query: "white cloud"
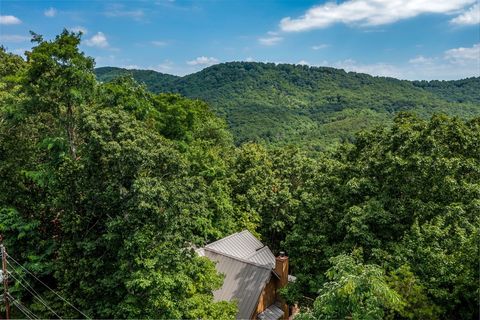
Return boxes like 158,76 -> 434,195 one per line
319,43 -> 480,80
258,36 -> 283,46
151,40 -> 167,46
0,34 -> 30,42
85,32 -> 109,48
151,60 -> 175,73
44,7 -> 57,17
297,60 -> 310,65
444,43 -> 480,64
408,55 -> 435,65
105,4 -> 144,19
186,56 -> 219,66
69,26 -> 88,34
94,54 -> 117,66
245,57 -> 254,62
312,44 -> 330,50
0,15 -> 22,25
450,3 -> 480,25
280,0 -> 476,31
328,59 -> 402,78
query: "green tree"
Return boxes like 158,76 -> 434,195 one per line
285,113 -> 480,319
229,144 -> 316,251
385,265 -> 440,319
1,32 -> 237,319
24,29 -> 96,158
95,62 -> 480,151
296,251 -> 403,320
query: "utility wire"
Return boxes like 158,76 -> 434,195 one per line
7,264 -> 59,317
11,299 -> 35,319
7,267 -> 59,319
6,254 -> 90,319
7,270 -> 62,319
9,294 -> 39,320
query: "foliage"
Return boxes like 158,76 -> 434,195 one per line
296,251 -> 403,320
230,144 -> 316,251
1,32 -> 479,320
0,31 -> 238,319
385,265 -> 441,319
95,63 -> 480,151
285,113 -> 480,319
95,66 -> 179,92
413,77 -> 480,103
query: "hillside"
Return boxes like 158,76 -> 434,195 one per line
95,66 -> 180,92
412,78 -> 480,103
95,63 -> 480,150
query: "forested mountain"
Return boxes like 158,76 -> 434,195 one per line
96,66 -> 180,92
412,78 -> 480,103
96,64 -> 480,150
1,31 -> 479,320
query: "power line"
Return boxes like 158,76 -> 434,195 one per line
11,299 -> 36,319
7,267 -> 60,319
9,294 -> 39,320
6,254 -> 90,319
7,270 -> 61,319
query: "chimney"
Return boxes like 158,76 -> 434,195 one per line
275,251 -> 289,288
275,252 -> 289,319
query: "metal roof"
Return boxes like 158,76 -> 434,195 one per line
246,246 -> 276,269
205,230 -> 276,268
200,230 -> 277,319
204,249 -> 272,320
257,304 -> 284,320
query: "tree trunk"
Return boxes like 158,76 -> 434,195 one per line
66,103 -> 77,159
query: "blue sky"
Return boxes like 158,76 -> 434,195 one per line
1,0 -> 479,80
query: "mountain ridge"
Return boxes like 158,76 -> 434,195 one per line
95,63 -> 479,85
95,62 -> 480,150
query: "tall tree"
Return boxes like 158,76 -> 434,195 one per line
295,251 -> 403,320
285,113 -> 480,318
1,32 -> 237,319
23,30 -> 96,158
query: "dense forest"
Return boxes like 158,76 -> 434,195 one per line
96,65 -> 480,151
1,31 -> 479,320
412,78 -> 480,104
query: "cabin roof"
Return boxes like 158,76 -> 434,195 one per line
257,303 -> 284,320
204,230 -> 276,268
198,230 -> 277,319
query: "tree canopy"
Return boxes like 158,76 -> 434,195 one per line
0,31 -> 238,319
0,32 -> 479,320
96,63 -> 480,151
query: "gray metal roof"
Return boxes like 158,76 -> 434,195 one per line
205,230 -> 276,268
204,249 -> 272,319
200,230 -> 277,319
245,246 -> 276,269
257,304 -> 284,320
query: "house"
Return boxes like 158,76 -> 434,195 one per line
197,230 -> 292,320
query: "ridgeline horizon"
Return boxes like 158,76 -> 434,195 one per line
96,61 -> 480,150
96,61 -> 480,82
